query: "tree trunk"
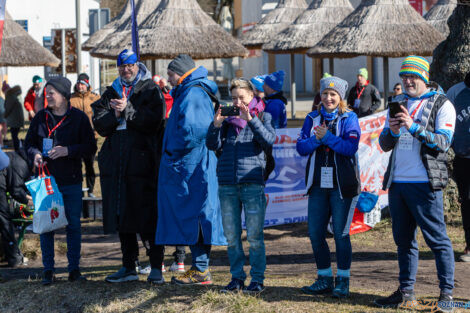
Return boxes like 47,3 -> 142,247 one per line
430,5 -> 470,91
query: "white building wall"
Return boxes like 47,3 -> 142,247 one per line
5,0 -> 99,97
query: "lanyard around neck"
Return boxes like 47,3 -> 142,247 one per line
46,113 -> 67,138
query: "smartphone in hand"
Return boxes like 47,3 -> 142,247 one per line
221,106 -> 240,116
388,101 -> 407,118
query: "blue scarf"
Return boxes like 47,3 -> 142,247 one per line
320,106 -> 339,121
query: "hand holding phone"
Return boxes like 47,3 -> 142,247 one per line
220,106 -> 240,117
388,101 -> 407,118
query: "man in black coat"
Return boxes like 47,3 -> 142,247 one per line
92,49 -> 166,284
0,151 -> 32,267
347,68 -> 382,118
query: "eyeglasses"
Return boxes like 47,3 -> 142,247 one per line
118,64 -> 136,70
394,87 -> 401,90
401,74 -> 419,82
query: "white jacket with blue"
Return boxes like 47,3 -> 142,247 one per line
296,110 -> 361,198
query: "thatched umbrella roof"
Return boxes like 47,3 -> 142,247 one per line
307,0 -> 445,58
82,0 -> 132,51
89,0 -> 161,58
91,0 -> 248,60
424,0 -> 458,36
430,3 -> 470,90
263,0 -> 354,54
240,0 -> 308,49
0,12 -> 60,67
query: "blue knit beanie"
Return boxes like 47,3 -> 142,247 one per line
264,70 -> 285,92
117,49 -> 138,66
320,76 -> 348,100
250,75 -> 267,92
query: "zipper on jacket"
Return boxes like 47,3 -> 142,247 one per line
334,116 -> 345,199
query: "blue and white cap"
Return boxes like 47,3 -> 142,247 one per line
117,49 -> 138,66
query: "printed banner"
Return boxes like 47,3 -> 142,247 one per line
243,111 -> 391,234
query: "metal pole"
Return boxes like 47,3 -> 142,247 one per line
61,29 -> 66,77
329,57 -> 334,75
383,56 -> 389,109
76,0 -> 82,74
290,53 -> 296,119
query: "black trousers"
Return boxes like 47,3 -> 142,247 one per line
0,204 -> 22,266
119,232 -> 164,270
83,155 -> 95,194
173,245 -> 186,263
10,127 -> 20,152
453,156 -> 470,249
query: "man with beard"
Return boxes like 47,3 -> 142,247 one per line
92,49 -> 166,284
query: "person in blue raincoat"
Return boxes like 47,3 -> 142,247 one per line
156,54 -> 226,286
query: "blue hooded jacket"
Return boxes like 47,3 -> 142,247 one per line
156,66 -> 226,246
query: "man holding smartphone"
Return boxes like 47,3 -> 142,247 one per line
375,56 -> 456,312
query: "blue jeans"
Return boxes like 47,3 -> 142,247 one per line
308,187 -> 354,271
389,183 -> 454,294
40,184 -> 82,273
189,229 -> 211,272
219,184 -> 267,283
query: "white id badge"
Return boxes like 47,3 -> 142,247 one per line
320,167 -> 334,188
354,99 -> 361,109
42,138 -> 53,157
398,133 -> 413,151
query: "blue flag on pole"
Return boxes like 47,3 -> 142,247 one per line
130,0 -> 140,59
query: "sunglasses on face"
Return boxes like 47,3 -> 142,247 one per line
394,88 -> 401,90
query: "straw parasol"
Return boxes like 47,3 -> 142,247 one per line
0,12 -> 60,67
424,0 -> 458,36
240,0 -> 308,49
90,0 -> 161,58
307,0 -> 445,102
263,0 -> 353,54
82,0 -> 132,51
91,0 -> 248,60
430,3 -> 470,90
262,0 -> 353,117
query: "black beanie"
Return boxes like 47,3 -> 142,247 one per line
46,76 -> 72,100
168,54 -> 195,76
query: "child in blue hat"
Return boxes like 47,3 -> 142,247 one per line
263,70 -> 287,129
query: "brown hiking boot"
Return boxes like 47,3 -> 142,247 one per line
171,268 -> 212,285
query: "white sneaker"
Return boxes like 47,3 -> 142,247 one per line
169,261 -> 185,272
139,265 -> 151,275
460,249 -> 470,262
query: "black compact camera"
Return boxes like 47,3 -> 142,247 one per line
220,106 -> 240,116
388,101 -> 407,118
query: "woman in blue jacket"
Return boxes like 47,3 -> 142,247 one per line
206,78 -> 275,294
296,76 -> 361,298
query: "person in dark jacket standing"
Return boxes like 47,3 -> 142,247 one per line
446,71 -> 470,263
70,73 -> 100,198
347,68 -> 381,118
92,49 -> 166,285
207,78 -> 275,294
4,85 -> 25,152
297,76 -> 361,299
0,151 -> 32,267
263,70 -> 287,129
25,76 -> 97,285
374,56 -> 456,310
